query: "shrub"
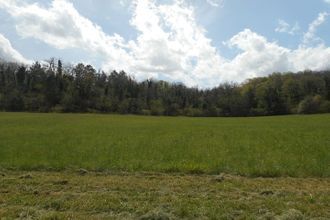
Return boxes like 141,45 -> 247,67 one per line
150,100 -> 164,116
297,95 -> 321,114
141,109 -> 151,115
183,107 -> 203,117
319,100 -> 330,113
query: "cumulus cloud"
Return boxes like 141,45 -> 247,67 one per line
124,0 -> 225,86
224,29 -> 330,79
0,33 -> 31,64
223,29 -> 291,80
0,0 -> 330,87
275,19 -> 300,35
0,0 -> 226,86
290,45 -> 330,71
0,0 -> 132,70
303,12 -> 329,46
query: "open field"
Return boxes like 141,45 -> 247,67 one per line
0,170 -> 329,219
0,113 -> 329,219
0,112 -> 329,177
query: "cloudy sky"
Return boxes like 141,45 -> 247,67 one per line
0,0 -> 330,87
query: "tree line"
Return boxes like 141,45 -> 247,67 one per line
0,59 -> 329,116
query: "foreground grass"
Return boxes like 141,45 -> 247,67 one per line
0,112 -> 329,177
0,170 -> 329,219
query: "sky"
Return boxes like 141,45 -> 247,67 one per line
0,0 -> 330,88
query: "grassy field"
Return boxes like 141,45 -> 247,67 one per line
0,170 -> 329,219
0,112 -> 329,177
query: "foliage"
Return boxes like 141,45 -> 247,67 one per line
297,95 -> 322,114
0,59 -> 329,116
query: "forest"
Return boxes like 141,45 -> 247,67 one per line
0,59 -> 329,116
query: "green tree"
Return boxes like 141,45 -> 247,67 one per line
150,100 -> 164,115
298,95 -> 321,114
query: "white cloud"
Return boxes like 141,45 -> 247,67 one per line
223,29 -> 291,80
0,33 -> 31,64
0,0 -> 225,86
124,0 -> 225,86
224,29 -> 330,79
290,45 -> 330,71
0,0 -> 330,88
0,0 -> 132,70
303,12 -> 329,46
275,19 -> 300,35
324,0 -> 330,4
205,0 -> 224,7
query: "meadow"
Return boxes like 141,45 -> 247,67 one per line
1,171 -> 329,219
0,112 -> 329,177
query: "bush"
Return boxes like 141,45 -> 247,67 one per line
141,109 -> 151,115
150,100 -> 165,116
204,106 -> 220,117
320,100 -> 330,113
51,105 -> 64,113
183,107 -> 203,117
118,100 -> 130,114
5,92 -> 24,111
249,108 -> 267,116
0,93 -> 3,110
297,96 -> 321,114
97,97 -> 112,112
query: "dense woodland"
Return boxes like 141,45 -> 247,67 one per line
0,59 -> 330,116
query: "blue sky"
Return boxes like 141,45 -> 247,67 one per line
0,0 -> 329,87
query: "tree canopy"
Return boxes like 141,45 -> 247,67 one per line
0,59 -> 329,116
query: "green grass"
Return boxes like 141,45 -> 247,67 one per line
0,112 -> 329,177
1,171 -> 329,219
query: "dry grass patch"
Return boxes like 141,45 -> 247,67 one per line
0,171 -> 329,219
